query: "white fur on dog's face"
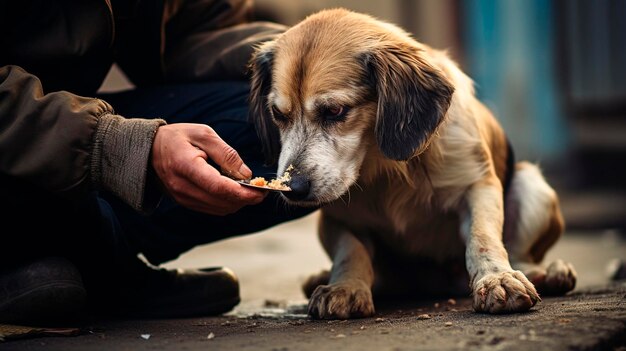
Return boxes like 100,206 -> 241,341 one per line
271,90 -> 374,205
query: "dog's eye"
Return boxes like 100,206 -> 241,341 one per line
271,105 -> 288,122
322,106 -> 350,122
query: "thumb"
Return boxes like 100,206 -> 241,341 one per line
196,127 -> 253,180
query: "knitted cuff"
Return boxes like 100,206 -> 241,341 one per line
91,113 -> 166,213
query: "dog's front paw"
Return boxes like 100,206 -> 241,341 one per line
472,270 -> 540,314
307,280 -> 374,319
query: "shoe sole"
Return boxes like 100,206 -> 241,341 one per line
126,295 -> 241,319
0,281 -> 87,326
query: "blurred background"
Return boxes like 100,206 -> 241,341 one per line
101,0 -> 626,307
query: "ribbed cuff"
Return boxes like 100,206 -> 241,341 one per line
91,113 -> 166,213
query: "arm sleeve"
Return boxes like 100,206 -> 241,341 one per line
0,65 -> 166,213
114,0 -> 286,85
161,0 -> 286,82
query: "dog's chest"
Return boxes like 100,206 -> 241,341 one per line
324,182 -> 466,261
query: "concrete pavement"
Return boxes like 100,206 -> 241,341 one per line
1,211 -> 625,350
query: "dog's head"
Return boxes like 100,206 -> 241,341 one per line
249,8 -> 454,206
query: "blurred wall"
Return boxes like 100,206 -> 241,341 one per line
253,0 -> 462,60
554,0 -> 626,189
461,0 -> 568,164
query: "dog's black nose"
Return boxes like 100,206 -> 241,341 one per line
284,174 -> 310,201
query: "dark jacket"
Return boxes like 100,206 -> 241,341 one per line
0,0 -> 285,212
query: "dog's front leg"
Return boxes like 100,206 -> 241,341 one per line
308,213 -> 375,319
461,177 -> 540,313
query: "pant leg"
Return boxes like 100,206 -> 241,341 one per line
0,173 -> 134,287
98,82 -> 317,265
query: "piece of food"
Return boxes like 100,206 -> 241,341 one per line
250,177 -> 268,187
267,178 -> 291,191
246,165 -> 293,191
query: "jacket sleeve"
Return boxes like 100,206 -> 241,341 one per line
115,0 -> 286,85
0,65 -> 166,213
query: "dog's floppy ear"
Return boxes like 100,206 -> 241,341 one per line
248,41 -> 280,166
362,44 -> 454,161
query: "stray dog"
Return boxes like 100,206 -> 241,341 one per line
248,8 -> 577,318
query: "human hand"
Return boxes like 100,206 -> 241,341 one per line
151,123 -> 267,215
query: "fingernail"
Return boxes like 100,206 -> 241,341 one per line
238,163 -> 252,179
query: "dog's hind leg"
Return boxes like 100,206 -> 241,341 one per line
302,270 -> 330,298
504,161 -> 577,295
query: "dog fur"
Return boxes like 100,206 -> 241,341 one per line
248,8 -> 577,318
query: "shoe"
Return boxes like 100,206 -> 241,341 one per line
0,257 -> 87,326
88,259 -> 240,319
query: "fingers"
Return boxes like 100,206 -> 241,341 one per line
174,180 -> 266,215
192,126 -> 252,180
151,124 -> 267,216
173,157 -> 267,214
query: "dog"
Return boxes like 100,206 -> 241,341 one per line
248,8 -> 577,318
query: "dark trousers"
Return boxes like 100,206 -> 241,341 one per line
100,81 -> 317,265
1,82 -> 316,282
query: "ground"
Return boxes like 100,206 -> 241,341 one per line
1,211 -> 625,350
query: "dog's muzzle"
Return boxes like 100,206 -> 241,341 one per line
283,173 -> 311,201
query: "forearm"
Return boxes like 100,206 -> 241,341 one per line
0,65 -> 165,213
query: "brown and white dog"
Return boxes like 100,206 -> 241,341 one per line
248,8 -> 576,318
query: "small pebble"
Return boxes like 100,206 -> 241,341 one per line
444,322 -> 453,327
417,314 -> 432,320
607,259 -> 626,280
207,332 -> 215,340
264,299 -> 282,308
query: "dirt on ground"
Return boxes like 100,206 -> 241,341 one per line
1,282 -> 625,351
2,213 -> 626,350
